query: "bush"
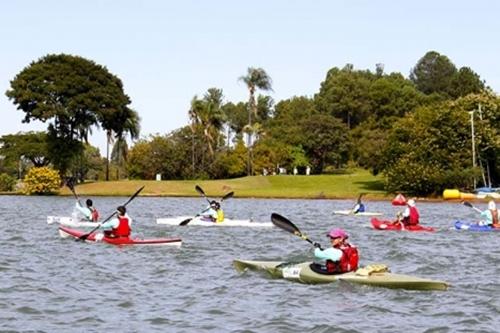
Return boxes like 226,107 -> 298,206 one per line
0,173 -> 16,191
23,167 -> 61,195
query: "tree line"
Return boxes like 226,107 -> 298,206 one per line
2,51 -> 499,195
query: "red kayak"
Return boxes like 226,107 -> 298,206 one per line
370,218 -> 436,232
58,226 -> 182,246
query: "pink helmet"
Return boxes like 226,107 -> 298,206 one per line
327,228 -> 348,239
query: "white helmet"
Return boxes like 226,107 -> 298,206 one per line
488,200 -> 496,210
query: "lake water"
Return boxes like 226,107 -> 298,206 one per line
0,195 -> 499,332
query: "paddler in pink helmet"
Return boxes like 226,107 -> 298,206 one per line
310,228 -> 359,275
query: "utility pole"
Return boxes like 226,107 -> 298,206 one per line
469,110 -> 476,189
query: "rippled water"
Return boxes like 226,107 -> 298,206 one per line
0,195 -> 499,332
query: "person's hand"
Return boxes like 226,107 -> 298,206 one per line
313,242 -> 321,249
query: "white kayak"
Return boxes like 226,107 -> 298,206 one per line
47,216 -> 99,228
156,216 -> 273,227
333,210 -> 383,216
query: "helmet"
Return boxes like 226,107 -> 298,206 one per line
210,200 -> 218,207
117,206 -> 126,215
488,200 -> 496,210
407,199 -> 416,207
327,228 -> 348,239
86,199 -> 93,207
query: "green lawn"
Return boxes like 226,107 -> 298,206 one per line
61,169 -> 388,199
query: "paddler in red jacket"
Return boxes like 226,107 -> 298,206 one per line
401,198 -> 420,226
311,228 -> 359,274
99,206 -> 132,238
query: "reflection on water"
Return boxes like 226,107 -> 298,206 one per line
0,195 -> 499,332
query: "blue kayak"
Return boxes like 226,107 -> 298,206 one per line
454,221 -> 500,232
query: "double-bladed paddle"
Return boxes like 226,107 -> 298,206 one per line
462,201 -> 482,213
179,186 -> 234,226
77,186 -> 145,241
66,179 -> 81,205
270,213 -> 323,250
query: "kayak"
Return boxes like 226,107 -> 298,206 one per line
233,260 -> 448,291
454,221 -> 500,232
156,216 -> 273,227
47,216 -> 99,228
58,226 -> 182,247
333,210 -> 383,216
371,218 -> 436,232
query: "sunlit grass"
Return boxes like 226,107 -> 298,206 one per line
59,169 -> 388,199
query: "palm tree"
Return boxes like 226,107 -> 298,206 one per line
101,107 -> 140,181
189,88 -> 226,157
239,67 -> 272,175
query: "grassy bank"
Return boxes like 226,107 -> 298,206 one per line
59,169 -> 389,199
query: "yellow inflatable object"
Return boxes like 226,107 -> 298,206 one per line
443,189 -> 460,199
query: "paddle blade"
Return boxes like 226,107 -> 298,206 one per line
195,185 -> 206,197
221,191 -> 234,202
271,213 -> 301,235
179,218 -> 192,226
462,201 -> 473,208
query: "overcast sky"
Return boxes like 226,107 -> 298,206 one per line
1,1 -> 499,155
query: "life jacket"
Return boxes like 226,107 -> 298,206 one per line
490,209 -> 499,225
216,209 -> 224,223
403,206 -> 419,226
357,204 -> 365,213
322,244 -> 359,274
105,216 -> 131,238
90,208 -> 100,222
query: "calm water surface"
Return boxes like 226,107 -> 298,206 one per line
0,195 -> 499,332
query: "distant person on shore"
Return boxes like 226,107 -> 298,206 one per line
75,199 -> 100,222
310,228 -> 359,275
480,200 -> 499,227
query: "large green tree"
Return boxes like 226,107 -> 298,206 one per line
6,54 -> 136,177
409,51 -> 457,96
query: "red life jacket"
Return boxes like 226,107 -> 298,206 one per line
325,244 -> 359,273
408,206 -> 419,225
403,206 -> 420,226
490,209 -> 499,224
90,208 -> 100,222
105,216 -> 131,238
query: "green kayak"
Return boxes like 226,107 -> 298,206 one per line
233,260 -> 448,291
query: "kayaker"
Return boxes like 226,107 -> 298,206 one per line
401,198 -> 419,226
351,199 -> 366,214
311,228 -> 359,275
480,200 -> 499,227
200,200 -> 224,223
98,205 -> 132,239
75,199 -> 100,222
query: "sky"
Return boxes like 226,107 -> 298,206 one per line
1,0 -> 499,155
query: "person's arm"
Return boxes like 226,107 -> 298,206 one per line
100,218 -> 119,230
74,202 -> 92,220
314,247 -> 342,262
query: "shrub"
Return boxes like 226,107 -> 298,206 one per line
23,167 -> 61,195
0,173 -> 16,191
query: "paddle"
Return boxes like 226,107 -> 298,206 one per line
77,186 -> 145,241
462,201 -> 482,213
179,189 -> 234,226
66,179 -> 81,205
270,213 -> 322,250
